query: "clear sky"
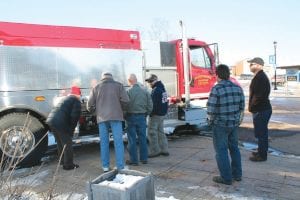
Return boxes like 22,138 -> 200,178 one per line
1,0 -> 299,66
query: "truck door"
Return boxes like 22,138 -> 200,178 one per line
189,45 -> 217,98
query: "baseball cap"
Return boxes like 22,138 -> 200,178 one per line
70,86 -> 81,96
247,57 -> 264,66
145,74 -> 158,82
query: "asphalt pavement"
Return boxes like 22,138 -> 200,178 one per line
7,134 -> 300,200
239,81 -> 300,156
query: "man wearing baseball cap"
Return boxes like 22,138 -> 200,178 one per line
145,74 -> 169,158
145,74 -> 158,83
247,57 -> 272,162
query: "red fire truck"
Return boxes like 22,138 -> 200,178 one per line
0,21 -> 217,167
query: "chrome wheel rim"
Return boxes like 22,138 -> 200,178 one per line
0,126 -> 35,158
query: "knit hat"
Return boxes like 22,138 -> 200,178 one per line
70,86 -> 81,96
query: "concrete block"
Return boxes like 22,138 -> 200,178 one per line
87,169 -> 155,200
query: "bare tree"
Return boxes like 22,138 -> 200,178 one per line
148,18 -> 175,41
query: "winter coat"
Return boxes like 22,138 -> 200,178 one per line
126,84 -> 153,115
150,81 -> 168,116
46,95 -> 81,134
249,70 -> 272,113
87,77 -> 129,123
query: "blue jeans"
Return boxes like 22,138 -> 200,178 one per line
126,114 -> 148,163
252,109 -> 272,158
212,125 -> 242,182
98,121 -> 124,170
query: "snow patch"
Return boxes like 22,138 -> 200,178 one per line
155,196 -> 180,200
10,170 -> 50,187
99,174 -> 144,189
164,127 -> 175,135
201,186 -> 272,200
188,185 -> 200,189
242,142 -> 300,159
55,193 -> 88,200
2,191 -> 87,200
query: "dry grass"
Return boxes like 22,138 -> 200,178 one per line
0,112 -> 87,199
1,145 -> 87,200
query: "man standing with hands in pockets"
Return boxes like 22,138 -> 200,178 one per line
125,73 -> 153,165
207,64 -> 245,185
247,57 -> 272,162
87,72 -> 129,172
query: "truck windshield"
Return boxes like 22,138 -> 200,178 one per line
190,46 -> 211,69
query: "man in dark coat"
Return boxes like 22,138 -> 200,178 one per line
47,86 -> 82,170
248,57 -> 272,162
145,74 -> 169,158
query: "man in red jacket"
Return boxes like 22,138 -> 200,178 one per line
47,86 -> 82,170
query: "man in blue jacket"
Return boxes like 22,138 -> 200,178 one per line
145,74 -> 169,158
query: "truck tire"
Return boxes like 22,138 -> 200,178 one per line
0,113 -> 48,169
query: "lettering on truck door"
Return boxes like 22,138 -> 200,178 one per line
189,46 -> 216,98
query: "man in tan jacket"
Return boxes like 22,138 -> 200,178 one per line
87,72 -> 129,172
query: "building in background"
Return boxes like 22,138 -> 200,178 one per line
232,60 -> 300,83
278,65 -> 300,82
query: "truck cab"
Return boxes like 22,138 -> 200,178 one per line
143,38 -> 217,127
143,39 -> 217,103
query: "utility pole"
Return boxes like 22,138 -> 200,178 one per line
273,41 -> 278,90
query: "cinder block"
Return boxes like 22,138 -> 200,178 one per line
87,169 -> 155,200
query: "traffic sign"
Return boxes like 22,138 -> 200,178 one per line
269,55 -> 275,64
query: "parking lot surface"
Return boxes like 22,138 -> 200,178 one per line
7,134 -> 300,200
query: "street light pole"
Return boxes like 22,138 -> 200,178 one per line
273,41 -> 278,90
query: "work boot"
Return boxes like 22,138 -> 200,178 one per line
212,176 -> 232,185
63,164 -> 79,170
148,153 -> 160,158
233,177 -> 242,182
126,160 -> 139,166
160,152 -> 170,156
252,151 -> 259,156
249,154 -> 267,162
140,160 -> 148,164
